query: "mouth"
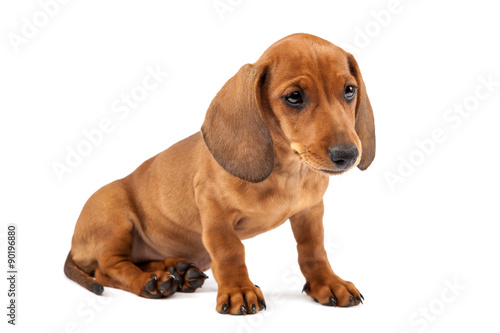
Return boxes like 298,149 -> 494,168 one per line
319,169 -> 346,175
292,144 -> 349,176
301,159 -> 347,176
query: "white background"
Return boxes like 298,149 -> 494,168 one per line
1,0 -> 500,332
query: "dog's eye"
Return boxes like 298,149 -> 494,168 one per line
285,91 -> 303,106
344,85 -> 356,101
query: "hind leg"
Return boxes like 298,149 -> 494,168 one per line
71,182 -> 189,298
94,237 -> 180,299
138,258 -> 208,293
87,215 -> 181,298
92,232 -> 206,298
72,182 -> 207,299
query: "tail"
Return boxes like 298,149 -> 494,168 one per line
64,251 -> 104,295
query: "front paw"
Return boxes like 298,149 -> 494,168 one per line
302,274 -> 363,307
216,284 -> 266,315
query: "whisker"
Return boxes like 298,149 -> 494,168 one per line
274,139 -> 287,150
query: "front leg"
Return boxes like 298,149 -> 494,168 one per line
201,206 -> 266,315
290,200 -> 363,307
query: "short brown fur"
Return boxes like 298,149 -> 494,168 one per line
65,33 -> 375,314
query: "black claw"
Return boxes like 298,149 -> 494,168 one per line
186,269 -> 203,280
176,261 -> 194,273
145,275 -> 157,292
142,275 -> 162,299
255,284 -> 260,289
322,296 -> 337,307
360,293 -> 364,300
159,275 -> 177,295
357,295 -> 363,304
240,305 -> 247,315
169,266 -> 184,288
340,300 -> 357,308
302,282 -> 310,293
219,303 -> 228,314
252,304 -> 256,314
260,300 -> 267,311
201,272 -> 209,279
313,297 -> 319,303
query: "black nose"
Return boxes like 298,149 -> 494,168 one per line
328,145 -> 359,170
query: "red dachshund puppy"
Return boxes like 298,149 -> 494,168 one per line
64,33 -> 375,315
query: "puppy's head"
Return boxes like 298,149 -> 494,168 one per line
202,33 -> 375,182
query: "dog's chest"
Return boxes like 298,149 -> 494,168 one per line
234,172 -> 328,239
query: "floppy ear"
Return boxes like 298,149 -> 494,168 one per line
201,64 -> 273,183
347,54 -> 376,170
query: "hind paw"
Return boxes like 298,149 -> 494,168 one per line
141,273 -> 178,299
164,259 -> 208,293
